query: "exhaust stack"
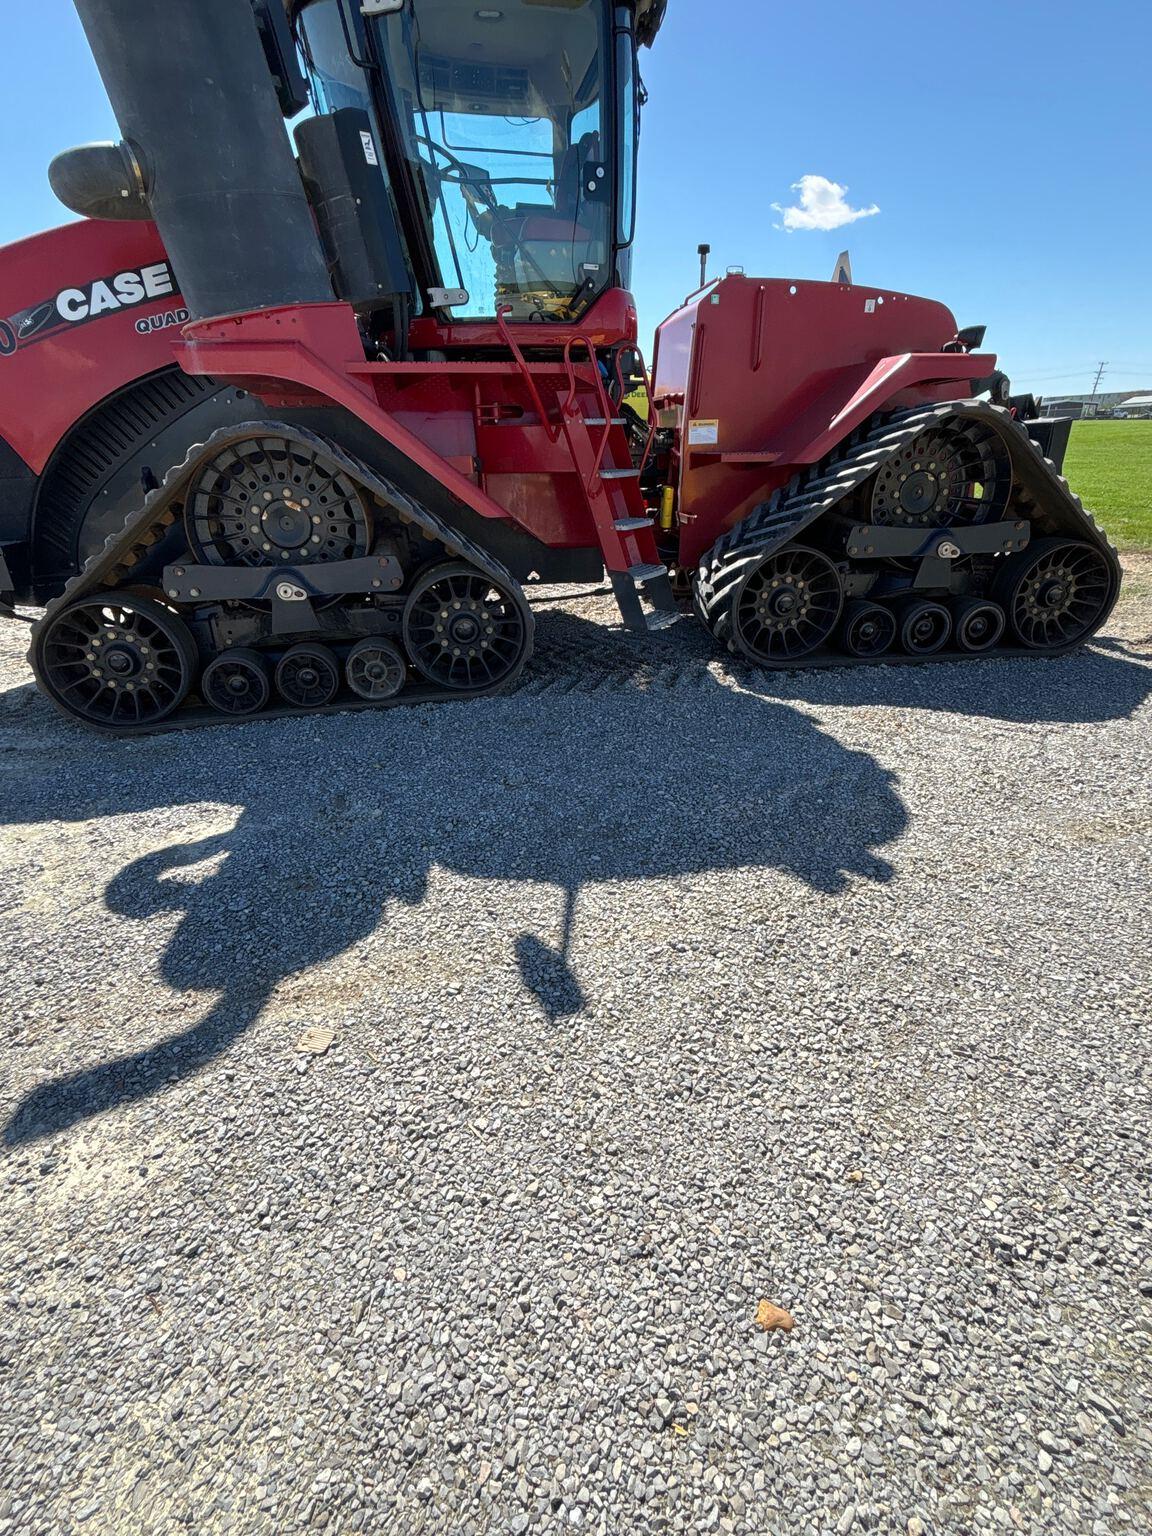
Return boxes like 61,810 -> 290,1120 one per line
62,0 -> 332,321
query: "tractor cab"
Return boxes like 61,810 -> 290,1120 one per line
294,0 -> 652,326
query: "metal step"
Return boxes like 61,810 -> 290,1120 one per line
585,416 -> 628,427
613,517 -> 653,532
601,467 -> 641,480
645,609 -> 688,633
629,563 -> 668,584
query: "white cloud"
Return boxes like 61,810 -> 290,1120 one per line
772,175 -> 880,233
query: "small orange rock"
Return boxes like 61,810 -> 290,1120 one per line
755,1300 -> 795,1332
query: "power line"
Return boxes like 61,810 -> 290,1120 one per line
1016,366 -> 1152,381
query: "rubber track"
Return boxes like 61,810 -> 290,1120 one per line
692,400 -> 1122,659
28,422 -> 534,731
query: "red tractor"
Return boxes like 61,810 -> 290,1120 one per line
0,0 -> 1120,730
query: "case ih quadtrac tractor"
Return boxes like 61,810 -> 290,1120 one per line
0,0 -> 1121,731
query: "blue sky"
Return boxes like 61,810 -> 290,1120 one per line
4,0 -> 1150,398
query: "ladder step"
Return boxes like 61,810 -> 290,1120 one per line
601,467 -> 641,480
585,416 -> 628,427
613,517 -> 653,532
646,609 -> 688,633
629,563 -> 668,584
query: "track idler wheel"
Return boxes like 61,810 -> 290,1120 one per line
403,562 -> 531,691
995,539 -> 1116,651
840,601 -> 897,660
345,638 -> 407,701
952,598 -> 1006,654
32,592 -> 197,730
274,643 -> 340,708
201,648 -> 271,716
897,599 -> 952,655
729,544 -> 843,664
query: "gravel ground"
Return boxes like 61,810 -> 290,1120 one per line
2,568 -> 1151,1536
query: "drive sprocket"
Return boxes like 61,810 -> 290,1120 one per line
869,419 -> 1011,529
185,434 -> 370,569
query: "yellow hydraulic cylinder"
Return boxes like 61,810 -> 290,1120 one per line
659,484 -> 676,532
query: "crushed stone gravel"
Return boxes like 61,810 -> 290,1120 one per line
1,575 -> 1150,1536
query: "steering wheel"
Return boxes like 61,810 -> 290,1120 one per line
412,136 -> 499,213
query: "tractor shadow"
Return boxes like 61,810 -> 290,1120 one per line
2,603 -> 1149,1147
760,638 -> 1152,725
525,595 -> 1152,727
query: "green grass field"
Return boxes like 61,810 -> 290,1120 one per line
1063,419 -> 1152,551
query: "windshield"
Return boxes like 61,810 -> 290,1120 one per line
373,0 -> 614,322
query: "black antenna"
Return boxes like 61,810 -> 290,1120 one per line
698,243 -> 711,288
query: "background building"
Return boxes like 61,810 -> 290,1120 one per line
1038,389 -> 1152,419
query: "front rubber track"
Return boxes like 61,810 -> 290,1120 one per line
27,422 -> 534,734
692,400 -> 1122,671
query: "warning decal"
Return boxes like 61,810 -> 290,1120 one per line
687,419 -> 720,447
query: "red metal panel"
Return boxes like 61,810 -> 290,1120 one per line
177,303 -> 602,550
166,275 -> 994,577
0,220 -> 189,472
407,288 -> 638,352
654,274 -> 998,565
650,292 -> 701,402
771,351 -> 994,467
178,304 -> 502,519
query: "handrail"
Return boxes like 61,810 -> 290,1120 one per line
495,305 -> 560,442
563,336 -> 617,496
560,335 -> 588,418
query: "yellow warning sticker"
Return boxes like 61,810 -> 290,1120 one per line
688,419 -> 719,447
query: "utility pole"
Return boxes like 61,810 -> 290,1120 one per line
1087,361 -> 1108,418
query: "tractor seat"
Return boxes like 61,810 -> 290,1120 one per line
554,131 -> 601,218
488,133 -> 603,247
